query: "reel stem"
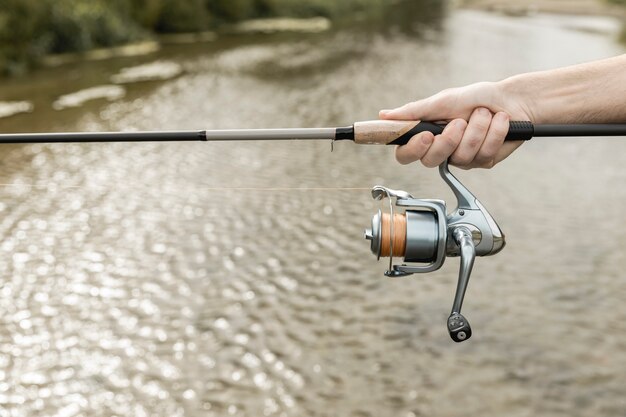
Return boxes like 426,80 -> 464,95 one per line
450,227 -> 475,315
447,226 -> 475,343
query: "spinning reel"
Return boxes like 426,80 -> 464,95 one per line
364,161 -> 505,342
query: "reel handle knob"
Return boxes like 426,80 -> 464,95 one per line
448,313 -> 472,342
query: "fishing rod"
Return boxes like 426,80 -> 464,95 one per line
1,120 -> 626,144
3,119 -> 626,343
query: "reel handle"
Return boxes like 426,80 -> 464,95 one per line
447,226 -> 476,343
353,120 -> 534,145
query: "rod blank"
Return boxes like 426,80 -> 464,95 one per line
0,130 -> 207,144
204,128 -> 336,141
0,128 -> 338,144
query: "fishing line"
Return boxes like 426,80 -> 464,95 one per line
0,183 -> 372,192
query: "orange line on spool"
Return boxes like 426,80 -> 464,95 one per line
380,213 -> 406,258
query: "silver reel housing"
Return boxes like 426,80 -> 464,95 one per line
364,161 -> 505,342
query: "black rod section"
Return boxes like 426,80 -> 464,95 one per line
505,122 -> 626,141
533,124 -> 626,137
0,130 -> 207,144
335,126 -> 354,140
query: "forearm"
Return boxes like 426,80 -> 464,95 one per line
500,54 -> 626,124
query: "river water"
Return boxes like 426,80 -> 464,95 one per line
1,5 -> 626,417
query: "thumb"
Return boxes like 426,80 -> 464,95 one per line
379,99 -> 430,121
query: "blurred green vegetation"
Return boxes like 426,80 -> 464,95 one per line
607,0 -> 626,42
0,0 -> 425,76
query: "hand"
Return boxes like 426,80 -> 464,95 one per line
379,81 -> 534,169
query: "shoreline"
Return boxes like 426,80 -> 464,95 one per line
38,17 -> 332,69
6,3 -> 625,74
456,0 -> 626,17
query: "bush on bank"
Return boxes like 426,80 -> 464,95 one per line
0,0 -> 398,76
606,0 -> 626,41
0,0 -> 143,75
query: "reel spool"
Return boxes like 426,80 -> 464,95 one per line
364,161 -> 505,342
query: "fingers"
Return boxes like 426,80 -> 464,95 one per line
493,141 -> 523,165
420,119 -> 468,168
393,109 -> 517,169
395,120 -> 468,166
395,131 -> 435,165
475,140 -> 523,168
449,108 -> 492,167
461,112 -> 513,169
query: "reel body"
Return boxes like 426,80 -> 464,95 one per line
364,161 -> 505,342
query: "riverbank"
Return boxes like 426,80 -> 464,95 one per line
0,0 -> 400,77
1,0 -> 623,76
457,0 -> 626,17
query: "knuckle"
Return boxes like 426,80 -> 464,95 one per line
421,156 -> 438,168
476,159 -> 495,169
465,134 -> 484,149
476,144 -> 498,161
474,153 -> 494,166
474,107 -> 490,117
456,161 -> 476,170
483,161 -> 496,169
443,136 -> 457,149
409,151 -> 424,162
450,153 -> 473,167
439,133 -> 459,149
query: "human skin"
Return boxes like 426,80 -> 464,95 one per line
379,54 -> 626,169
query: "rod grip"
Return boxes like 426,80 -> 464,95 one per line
353,120 -> 534,145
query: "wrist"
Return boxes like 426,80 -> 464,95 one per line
496,72 -> 577,124
498,56 -> 626,124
